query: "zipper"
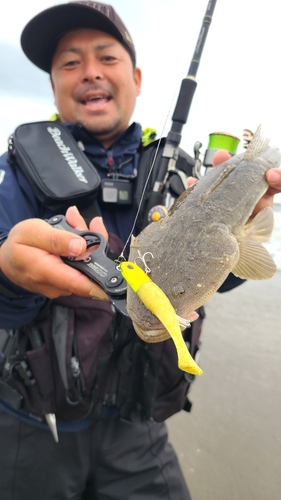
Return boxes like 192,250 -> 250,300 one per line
65,322 -> 86,406
71,324 -> 86,395
101,316 -> 121,407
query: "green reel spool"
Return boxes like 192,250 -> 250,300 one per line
203,132 -> 240,167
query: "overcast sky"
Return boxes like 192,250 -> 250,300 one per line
1,0 -> 281,163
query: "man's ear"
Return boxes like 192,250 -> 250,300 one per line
134,67 -> 142,96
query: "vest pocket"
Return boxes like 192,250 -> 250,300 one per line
25,343 -> 56,415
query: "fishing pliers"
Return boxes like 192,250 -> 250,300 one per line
47,215 -> 128,316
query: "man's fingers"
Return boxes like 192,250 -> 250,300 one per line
65,206 -> 109,240
213,149 -> 231,167
265,168 -> 281,191
65,205 -> 108,240
89,216 -> 108,240
89,285 -> 109,301
10,218 -> 86,257
1,239 -> 108,299
186,149 -> 232,188
0,216 -> 110,300
187,177 -> 197,187
65,205 -> 89,230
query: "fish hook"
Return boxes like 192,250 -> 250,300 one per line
134,250 -> 154,274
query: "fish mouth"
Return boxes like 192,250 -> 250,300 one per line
132,321 -> 171,343
127,305 -> 170,342
130,310 -> 199,343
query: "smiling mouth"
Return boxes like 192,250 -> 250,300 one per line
81,95 -> 111,107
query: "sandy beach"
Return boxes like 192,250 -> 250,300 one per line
167,270 -> 281,500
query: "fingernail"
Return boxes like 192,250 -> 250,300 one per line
68,205 -> 79,214
268,171 -> 280,185
89,288 -> 109,301
68,238 -> 84,256
187,177 -> 196,187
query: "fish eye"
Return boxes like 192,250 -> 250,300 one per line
127,264 -> 134,269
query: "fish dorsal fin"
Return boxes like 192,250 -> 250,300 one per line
243,206 -> 274,242
243,124 -> 270,161
232,236 -> 276,280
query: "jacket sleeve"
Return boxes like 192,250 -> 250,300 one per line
217,273 -> 246,293
0,153 -> 47,328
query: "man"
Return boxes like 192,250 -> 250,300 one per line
0,2 -> 280,499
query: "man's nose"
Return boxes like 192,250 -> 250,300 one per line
82,60 -> 102,82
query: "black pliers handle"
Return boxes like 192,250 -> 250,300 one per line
47,215 -> 128,316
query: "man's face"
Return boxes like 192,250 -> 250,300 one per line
51,28 -> 142,148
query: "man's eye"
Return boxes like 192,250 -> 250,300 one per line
102,56 -> 117,62
64,60 -> 79,67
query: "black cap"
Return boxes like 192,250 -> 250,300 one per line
21,1 -> 136,73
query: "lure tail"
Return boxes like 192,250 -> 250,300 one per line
120,262 -> 203,376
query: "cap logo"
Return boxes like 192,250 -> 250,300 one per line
123,31 -> 133,46
91,2 -> 111,17
73,1 -> 111,17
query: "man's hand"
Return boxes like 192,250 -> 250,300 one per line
0,206 -> 109,300
187,149 -> 281,217
186,149 -> 231,187
257,168 -> 281,217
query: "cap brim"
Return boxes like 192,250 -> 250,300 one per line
21,3 -> 127,72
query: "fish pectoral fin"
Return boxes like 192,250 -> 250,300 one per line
232,236 -> 276,280
243,206 -> 274,242
233,207 -> 276,279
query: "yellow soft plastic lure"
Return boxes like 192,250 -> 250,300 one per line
120,261 -> 202,375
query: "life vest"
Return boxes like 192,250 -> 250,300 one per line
0,133 -> 204,422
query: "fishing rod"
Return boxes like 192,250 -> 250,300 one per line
144,0 -> 217,217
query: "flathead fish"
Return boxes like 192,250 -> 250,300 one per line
127,125 -> 280,342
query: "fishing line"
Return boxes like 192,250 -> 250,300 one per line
118,78 -> 182,261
